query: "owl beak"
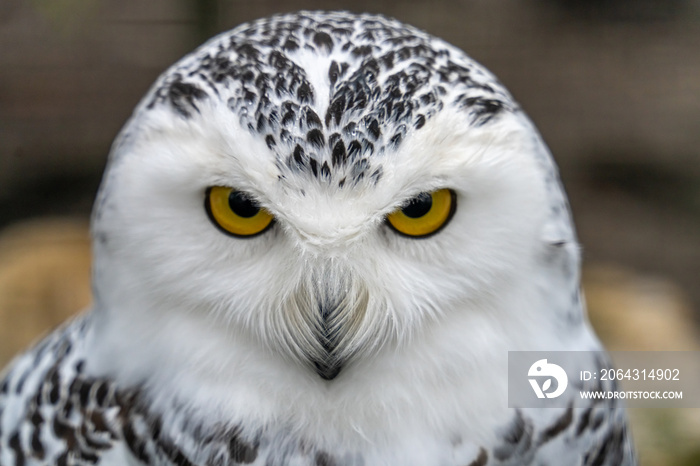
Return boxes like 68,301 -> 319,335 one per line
296,266 -> 369,381
310,291 -> 346,380
280,258 -> 371,381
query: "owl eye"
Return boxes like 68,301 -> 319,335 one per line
205,187 -> 274,237
386,189 -> 456,238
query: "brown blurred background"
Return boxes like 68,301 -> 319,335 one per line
1,1 -> 699,465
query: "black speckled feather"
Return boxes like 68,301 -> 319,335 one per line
145,11 -> 515,188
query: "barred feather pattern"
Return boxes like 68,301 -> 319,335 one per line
0,317 -> 262,466
0,317 -> 634,465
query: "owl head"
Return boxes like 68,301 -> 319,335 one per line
91,11 -> 577,381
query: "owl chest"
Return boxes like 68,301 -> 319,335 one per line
114,414 -> 499,466
124,362 -> 511,466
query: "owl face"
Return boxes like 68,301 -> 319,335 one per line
93,12 -> 553,380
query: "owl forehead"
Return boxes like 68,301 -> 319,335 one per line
145,11 -> 516,189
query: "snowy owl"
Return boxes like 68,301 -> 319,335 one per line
0,11 -> 635,466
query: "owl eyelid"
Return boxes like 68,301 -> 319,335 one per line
399,191 -> 432,209
392,188 -> 452,211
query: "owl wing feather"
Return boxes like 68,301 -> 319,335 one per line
0,317 -> 263,466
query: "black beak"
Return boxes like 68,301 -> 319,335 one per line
311,301 -> 343,380
313,359 -> 342,380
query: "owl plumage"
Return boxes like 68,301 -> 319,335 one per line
0,11 -> 635,465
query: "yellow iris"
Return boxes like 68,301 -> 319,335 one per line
206,187 -> 274,237
387,188 -> 456,238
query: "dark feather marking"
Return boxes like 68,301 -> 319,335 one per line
332,140 -> 347,167
538,402 -> 573,445
592,411 -> 605,431
88,409 -> 118,439
56,452 -> 69,466
160,438 -> 196,466
466,447 -> 488,466
15,369 -> 30,394
283,38 -> 299,51
30,410 -> 42,428
457,96 -> 506,126
307,128 -> 325,148
370,167 -> 383,184
9,431 -> 25,466
165,79 -> 208,118
493,409 -> 533,461
30,425 -> 45,459
367,118 -> 381,139
77,447 -> 99,463
228,428 -> 258,463
305,108 -> 323,128
313,32 -> 334,52
94,381 -> 109,407
48,369 -> 61,404
293,144 -> 306,168
352,45 -> 373,57
326,95 -> 346,127
79,381 -> 91,406
61,398 -> 74,418
321,161 -> 331,178
121,418 -> 149,463
347,140 -> 362,158
315,451 -> 337,466
328,61 -> 341,88
297,82 -> 314,103
584,424 -> 627,466
80,421 -> 112,450
576,407 -> 593,436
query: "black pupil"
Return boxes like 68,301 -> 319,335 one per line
228,191 -> 260,218
402,192 -> 433,218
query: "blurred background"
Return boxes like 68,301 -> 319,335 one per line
0,0 -> 699,464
